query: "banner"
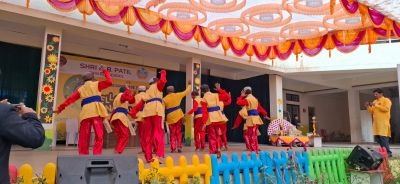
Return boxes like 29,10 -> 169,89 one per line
55,54 -> 156,141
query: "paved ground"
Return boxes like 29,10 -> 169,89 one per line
9,142 -> 400,174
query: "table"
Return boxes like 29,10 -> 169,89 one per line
270,135 -> 309,146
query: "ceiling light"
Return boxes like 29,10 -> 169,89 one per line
211,0 -> 226,5
259,14 -> 274,22
305,0 -> 323,8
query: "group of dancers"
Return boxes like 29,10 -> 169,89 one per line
54,68 -> 270,163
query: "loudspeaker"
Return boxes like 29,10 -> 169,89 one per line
346,145 -> 383,171
56,155 -> 138,184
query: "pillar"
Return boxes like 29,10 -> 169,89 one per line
269,75 -> 284,119
184,57 -> 201,146
397,64 -> 400,104
36,27 -> 62,150
348,88 -> 363,143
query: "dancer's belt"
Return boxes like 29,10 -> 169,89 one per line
81,96 -> 101,107
114,107 -> 128,115
194,108 -> 202,115
247,109 -> 258,116
146,98 -> 162,103
207,106 -> 220,112
166,106 -> 180,115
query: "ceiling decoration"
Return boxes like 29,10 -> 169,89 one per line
94,0 -> 139,6
42,0 -> 400,62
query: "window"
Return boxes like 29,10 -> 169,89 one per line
286,93 -> 300,102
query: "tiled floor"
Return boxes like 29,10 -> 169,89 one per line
9,142 -> 400,174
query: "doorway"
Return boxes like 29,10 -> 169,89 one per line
308,107 -> 315,132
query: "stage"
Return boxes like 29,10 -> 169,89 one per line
9,143 -> 400,174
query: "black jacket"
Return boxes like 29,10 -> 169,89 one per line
0,104 -> 45,184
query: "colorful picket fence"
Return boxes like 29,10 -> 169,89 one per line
138,154 -> 212,184
307,149 -> 351,184
210,150 -> 309,184
14,163 -> 56,184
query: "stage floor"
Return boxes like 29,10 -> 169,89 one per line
9,143 -> 400,174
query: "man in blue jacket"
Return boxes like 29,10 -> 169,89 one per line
0,101 -> 45,184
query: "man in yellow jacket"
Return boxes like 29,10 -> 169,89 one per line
366,88 -> 392,157
163,81 -> 191,153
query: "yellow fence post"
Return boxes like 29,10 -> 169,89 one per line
18,164 -> 33,184
42,163 -> 56,184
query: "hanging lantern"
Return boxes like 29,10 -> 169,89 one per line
241,4 -> 292,28
193,26 -> 202,47
158,2 -> 207,25
246,45 -> 254,62
161,21 -> 173,41
362,28 -> 377,54
189,0 -> 246,13
324,33 -> 335,58
221,37 -> 230,56
293,40 -> 303,61
208,18 -> 249,37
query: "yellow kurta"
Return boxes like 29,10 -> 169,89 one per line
239,106 -> 248,130
163,85 -> 191,124
368,97 -> 392,137
77,81 -> 108,121
142,83 -> 164,118
134,92 -> 146,122
244,94 -> 263,127
110,93 -> 130,127
203,91 -> 228,125
194,96 -> 203,119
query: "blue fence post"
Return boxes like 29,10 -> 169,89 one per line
241,152 -> 251,184
280,151 -> 290,184
250,152 -> 261,184
288,150 -> 297,183
211,154 -> 220,184
273,151 -> 283,184
221,154 -> 230,184
231,153 -> 241,184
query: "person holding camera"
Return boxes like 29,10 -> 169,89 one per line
365,88 -> 392,157
0,100 -> 45,184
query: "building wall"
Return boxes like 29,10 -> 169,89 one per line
284,91 -> 351,142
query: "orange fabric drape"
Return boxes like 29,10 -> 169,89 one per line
122,7 -> 137,33
193,26 -> 202,47
161,21 -> 173,41
268,46 -> 277,61
302,37 -> 323,49
77,0 -> 94,22
358,4 -> 369,27
362,28 -> 378,53
202,28 -> 220,43
221,37 -> 230,56
254,45 -> 268,60
174,22 -> 197,33
293,41 -> 302,61
246,45 -> 254,62
137,8 -> 163,25
334,30 -> 360,44
276,41 -> 293,53
324,34 -> 336,58
95,1 -> 125,17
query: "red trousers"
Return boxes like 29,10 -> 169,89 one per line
142,116 -> 164,162
207,123 -> 222,154
247,125 -> 259,153
137,122 -> 145,152
79,117 -> 104,155
193,117 -> 205,150
112,120 -> 129,154
168,119 -> 183,152
217,123 -> 228,149
244,129 -> 250,150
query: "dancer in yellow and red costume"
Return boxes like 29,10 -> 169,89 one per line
54,67 -> 112,155
163,81 -> 191,153
215,83 -> 231,151
236,86 -> 269,153
134,85 -> 147,153
129,70 -> 167,163
200,84 -> 230,157
187,91 -> 206,151
110,85 -> 135,154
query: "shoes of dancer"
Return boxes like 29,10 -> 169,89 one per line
178,149 -> 182,153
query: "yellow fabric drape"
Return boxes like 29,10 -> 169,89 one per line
254,45 -> 268,59
293,41 -> 302,61
77,0 -> 94,22
95,1 -> 125,17
384,18 -> 393,38
268,46 -> 277,61
334,30 -> 360,44
174,22 -> 197,33
324,34 -> 336,58
229,37 -> 247,51
123,7 -> 137,33
201,28 -> 220,43
359,4 -> 369,27
221,37 -> 230,56
330,0 -> 336,15
161,21 -> 172,41
137,8 -> 162,25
